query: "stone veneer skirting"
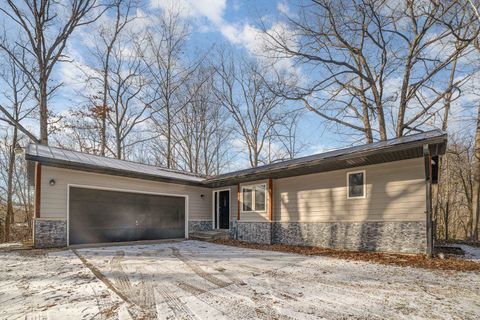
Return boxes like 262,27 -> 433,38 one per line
189,221 -> 213,233
34,219 -> 67,248
235,221 -> 272,244
234,221 -> 426,253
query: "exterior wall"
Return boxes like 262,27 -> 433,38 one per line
273,158 -> 425,223
233,158 -> 427,253
35,158 -> 427,253
36,166 -> 212,247
34,218 -> 67,248
236,221 -> 272,244
40,166 -> 212,221
189,221 -> 213,232
272,221 -> 426,253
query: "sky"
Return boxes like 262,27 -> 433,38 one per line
53,0 -> 346,164
2,0 -> 478,170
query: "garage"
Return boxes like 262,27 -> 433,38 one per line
68,187 -> 186,245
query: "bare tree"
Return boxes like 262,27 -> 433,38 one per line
0,0 -> 108,145
214,50 -> 288,167
81,0 -> 137,155
173,65 -> 231,175
264,0 -> 476,142
139,7 -> 199,169
0,48 -> 35,241
106,31 -> 151,159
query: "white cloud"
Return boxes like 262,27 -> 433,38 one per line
277,1 -> 292,16
149,0 -> 226,24
149,0 -> 299,76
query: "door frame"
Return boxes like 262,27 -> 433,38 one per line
211,188 -> 231,230
66,184 -> 189,246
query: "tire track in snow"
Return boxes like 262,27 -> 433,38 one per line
170,247 -> 230,288
110,250 -> 157,319
72,249 -> 144,319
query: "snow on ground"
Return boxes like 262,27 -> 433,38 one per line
0,242 -> 23,250
1,240 -> 479,319
0,248 -> 128,319
457,244 -> 480,262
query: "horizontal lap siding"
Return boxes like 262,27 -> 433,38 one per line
40,166 -> 212,221
274,158 -> 426,223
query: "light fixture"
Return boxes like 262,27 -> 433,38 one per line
49,179 -> 56,186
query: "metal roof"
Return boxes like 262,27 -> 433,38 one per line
204,129 -> 447,187
25,144 -> 206,186
25,130 -> 447,188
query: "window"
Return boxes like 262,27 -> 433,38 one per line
242,183 -> 267,212
242,187 -> 253,211
347,171 -> 365,199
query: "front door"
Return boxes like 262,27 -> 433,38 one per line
218,190 -> 230,229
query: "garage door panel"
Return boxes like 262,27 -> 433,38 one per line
69,187 -> 185,245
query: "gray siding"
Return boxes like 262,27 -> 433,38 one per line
273,158 -> 425,222
40,166 -> 212,221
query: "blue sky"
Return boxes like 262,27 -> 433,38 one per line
3,0 -> 477,170
54,0 -> 345,162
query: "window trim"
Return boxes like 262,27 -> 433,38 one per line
241,183 -> 267,213
346,170 -> 366,199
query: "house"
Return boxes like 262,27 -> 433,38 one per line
25,130 -> 447,254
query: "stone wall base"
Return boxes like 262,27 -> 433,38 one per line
34,219 -> 67,248
188,221 -> 212,234
233,221 -> 426,254
235,221 -> 272,244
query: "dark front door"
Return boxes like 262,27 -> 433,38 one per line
69,187 -> 185,245
218,190 -> 229,229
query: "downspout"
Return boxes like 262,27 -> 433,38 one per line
423,145 -> 433,257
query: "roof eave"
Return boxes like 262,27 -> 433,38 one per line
204,133 -> 447,187
25,154 -> 206,187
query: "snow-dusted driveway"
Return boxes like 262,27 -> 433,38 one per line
1,240 -> 479,319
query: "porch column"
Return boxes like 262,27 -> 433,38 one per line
268,178 -> 273,221
35,162 -> 41,218
423,144 -> 433,257
237,183 -> 241,221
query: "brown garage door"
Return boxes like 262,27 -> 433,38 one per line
69,187 -> 185,245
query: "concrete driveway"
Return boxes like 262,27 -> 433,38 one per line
1,240 -> 479,319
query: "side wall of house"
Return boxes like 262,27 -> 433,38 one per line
34,166 -> 212,247
234,158 -> 427,253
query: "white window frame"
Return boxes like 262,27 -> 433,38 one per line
241,183 -> 267,213
346,170 -> 366,199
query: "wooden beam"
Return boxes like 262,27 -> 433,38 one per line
34,162 -> 41,218
423,144 -> 433,258
237,183 -> 241,221
268,178 -> 273,221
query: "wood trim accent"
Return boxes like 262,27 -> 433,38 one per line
268,178 -> 273,221
35,162 -> 41,218
237,183 -> 241,220
423,144 -> 433,258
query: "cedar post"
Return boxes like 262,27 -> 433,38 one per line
268,178 -> 273,221
35,162 -> 42,218
237,183 -> 241,221
423,145 -> 433,258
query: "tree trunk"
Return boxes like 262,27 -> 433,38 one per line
100,66 -> 108,156
4,125 -> 18,242
39,73 -> 49,145
166,105 -> 172,169
473,102 -> 480,240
